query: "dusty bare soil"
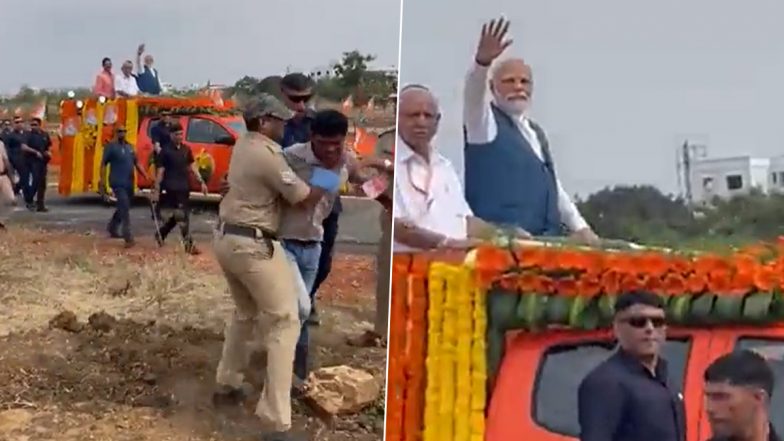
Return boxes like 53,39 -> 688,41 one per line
0,228 -> 386,441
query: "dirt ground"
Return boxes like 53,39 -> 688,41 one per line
0,228 -> 386,441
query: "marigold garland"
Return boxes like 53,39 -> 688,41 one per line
475,243 -> 784,297
388,238 -> 784,441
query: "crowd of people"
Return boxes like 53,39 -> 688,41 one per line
210,72 -> 393,441
0,116 -> 53,227
394,16 -> 778,441
2,64 -> 394,440
99,71 -> 393,441
93,43 -> 163,98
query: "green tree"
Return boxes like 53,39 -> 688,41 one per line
333,50 -> 376,90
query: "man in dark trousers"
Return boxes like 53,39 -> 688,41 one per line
704,350 -> 780,441
149,111 -> 175,221
99,126 -> 150,247
21,117 -> 51,212
279,73 -> 336,326
578,291 -> 686,441
151,122 -> 207,254
6,117 -> 31,196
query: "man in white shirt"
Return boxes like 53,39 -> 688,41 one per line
463,17 -> 599,246
394,84 -> 529,252
115,60 -> 140,98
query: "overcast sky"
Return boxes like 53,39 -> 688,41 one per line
399,0 -> 784,195
0,0 -> 401,92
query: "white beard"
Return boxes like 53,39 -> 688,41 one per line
493,92 -> 530,117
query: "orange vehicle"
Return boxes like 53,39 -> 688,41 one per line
485,325 -> 784,441
56,96 -> 242,199
385,241 -> 784,441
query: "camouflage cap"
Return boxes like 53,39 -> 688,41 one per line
241,93 -> 294,121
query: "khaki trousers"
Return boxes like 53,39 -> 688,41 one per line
213,233 -> 300,432
375,210 -> 392,336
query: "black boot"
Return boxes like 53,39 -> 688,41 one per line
212,383 -> 253,407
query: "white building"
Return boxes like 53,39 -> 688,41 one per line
769,155 -> 784,193
689,155 -> 770,204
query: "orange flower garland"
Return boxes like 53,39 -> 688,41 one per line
474,243 -> 784,298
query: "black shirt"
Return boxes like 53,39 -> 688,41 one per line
24,130 -> 51,158
578,350 -> 686,441
4,130 -> 25,156
155,143 -> 194,192
281,110 -> 314,149
150,122 -> 173,149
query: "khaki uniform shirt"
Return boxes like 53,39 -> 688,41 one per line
278,142 -> 348,241
375,128 -> 395,216
219,132 -> 310,233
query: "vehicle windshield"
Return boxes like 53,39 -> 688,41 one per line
227,120 -> 246,135
736,338 -> 783,435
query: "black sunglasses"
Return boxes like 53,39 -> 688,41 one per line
286,94 -> 312,103
622,316 -> 667,329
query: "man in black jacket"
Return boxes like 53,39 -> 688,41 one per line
704,350 -> 780,441
578,291 -> 685,441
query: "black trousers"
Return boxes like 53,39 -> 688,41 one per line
156,190 -> 193,250
22,159 -> 46,208
9,154 -> 25,195
310,204 -> 340,310
108,186 -> 133,240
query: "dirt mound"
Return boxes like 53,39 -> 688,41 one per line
4,311 -> 222,410
0,311 -> 384,440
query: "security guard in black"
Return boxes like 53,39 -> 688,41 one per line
23,118 -> 51,211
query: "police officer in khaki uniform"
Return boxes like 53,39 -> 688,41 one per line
212,94 -> 342,441
348,127 -> 395,347
374,128 -> 394,341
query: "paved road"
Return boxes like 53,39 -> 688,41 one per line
8,190 -> 384,255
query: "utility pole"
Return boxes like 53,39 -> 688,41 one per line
682,140 -> 693,206
679,140 -> 708,207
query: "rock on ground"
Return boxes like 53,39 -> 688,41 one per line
304,365 -> 381,416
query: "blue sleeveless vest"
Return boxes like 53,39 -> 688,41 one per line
464,104 -> 562,236
136,67 -> 161,95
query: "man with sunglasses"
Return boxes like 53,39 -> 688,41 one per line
22,117 -> 51,212
279,73 -> 337,326
704,350 -> 779,441
578,290 -> 685,441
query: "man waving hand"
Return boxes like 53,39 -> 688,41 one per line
463,17 -> 599,245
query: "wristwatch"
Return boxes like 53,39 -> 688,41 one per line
383,159 -> 392,171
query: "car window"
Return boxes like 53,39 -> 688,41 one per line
186,118 -> 231,144
532,339 -> 691,437
735,338 -> 784,436
227,120 -> 246,135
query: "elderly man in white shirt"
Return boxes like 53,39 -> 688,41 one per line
394,85 -> 529,252
115,60 -> 140,98
462,17 -> 599,246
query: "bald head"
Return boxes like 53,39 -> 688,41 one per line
490,57 -> 533,115
398,85 -> 440,156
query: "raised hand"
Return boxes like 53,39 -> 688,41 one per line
137,44 -> 145,55
475,17 -> 513,66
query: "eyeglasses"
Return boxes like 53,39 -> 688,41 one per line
286,94 -> 312,103
622,316 -> 667,329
